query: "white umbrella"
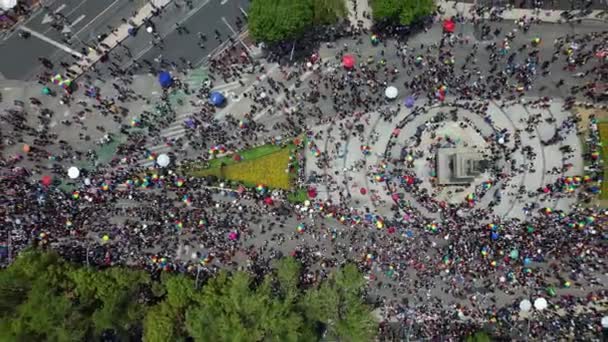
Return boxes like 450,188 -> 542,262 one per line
519,299 -> 532,312
84,178 -> 91,186
0,0 -> 17,10
602,316 -> 608,328
67,166 -> 80,179
385,86 -> 398,99
157,153 -> 170,167
146,26 -> 154,34
534,297 -> 548,311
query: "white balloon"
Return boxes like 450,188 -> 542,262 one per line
519,299 -> 532,312
534,297 -> 548,311
67,166 -> 80,179
0,0 -> 17,10
157,153 -> 170,167
385,86 -> 398,99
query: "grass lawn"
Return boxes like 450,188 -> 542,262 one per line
287,188 -> 309,204
599,122 -> 608,200
186,144 -> 295,190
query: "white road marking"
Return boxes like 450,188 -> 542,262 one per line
73,0 -> 120,37
221,17 -> 252,54
19,26 -> 84,58
128,0 -> 212,64
54,4 -> 66,13
239,6 -> 248,17
41,13 -> 54,24
220,0 -> 229,4
70,14 -> 86,27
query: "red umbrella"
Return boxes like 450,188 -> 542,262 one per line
443,19 -> 455,33
342,54 -> 355,69
360,187 -> 367,195
264,197 -> 274,205
41,175 -> 52,186
307,187 -> 317,198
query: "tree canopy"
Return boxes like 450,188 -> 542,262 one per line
370,0 -> 435,25
249,0 -> 346,44
0,250 -> 377,341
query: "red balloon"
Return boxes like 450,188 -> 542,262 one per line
360,187 -> 367,195
41,175 -> 52,186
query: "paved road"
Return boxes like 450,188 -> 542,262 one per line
0,0 -> 143,81
86,0 -> 250,78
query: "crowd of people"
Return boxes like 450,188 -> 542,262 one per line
1,1 -> 608,340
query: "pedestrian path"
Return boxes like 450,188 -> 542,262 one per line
440,0 -> 607,22
137,70 -> 246,168
345,0 -> 373,29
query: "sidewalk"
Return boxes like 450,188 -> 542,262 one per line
346,0 -> 373,29
439,0 -> 607,22
67,0 -> 173,78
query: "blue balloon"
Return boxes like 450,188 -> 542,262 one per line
158,71 -> 173,88
209,91 -> 225,106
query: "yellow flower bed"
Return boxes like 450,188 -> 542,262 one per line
190,147 -> 292,189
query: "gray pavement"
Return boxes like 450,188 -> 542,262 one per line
0,0 -> 142,80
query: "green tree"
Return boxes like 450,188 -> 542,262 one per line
68,266 -> 150,337
312,0 -> 347,25
248,0 -> 347,44
371,0 -> 434,25
249,0 -> 314,44
0,250 -> 91,341
302,264 -> 377,341
143,274 -> 196,342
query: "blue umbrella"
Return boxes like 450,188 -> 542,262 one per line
404,96 -> 415,108
209,91 -> 225,106
158,71 -> 173,88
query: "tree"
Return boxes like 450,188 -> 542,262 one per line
0,250 -> 91,341
249,0 -> 314,44
249,0 -> 347,44
370,0 -> 434,25
143,274 -> 196,342
302,263 -> 377,341
312,0 -> 347,25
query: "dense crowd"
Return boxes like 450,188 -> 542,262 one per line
1,3 -> 608,340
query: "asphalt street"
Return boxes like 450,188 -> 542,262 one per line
104,0 -> 250,75
0,0 -> 143,81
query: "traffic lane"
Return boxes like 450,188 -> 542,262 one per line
0,33 -> 71,80
68,0 -> 139,41
23,0 -> 141,80
120,1 -> 207,66
138,0 -> 247,66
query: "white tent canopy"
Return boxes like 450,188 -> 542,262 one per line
157,153 -> 170,167
67,166 -> 80,179
0,0 -> 18,10
519,299 -> 532,312
534,297 -> 548,311
385,86 -> 398,99
602,316 -> 608,328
